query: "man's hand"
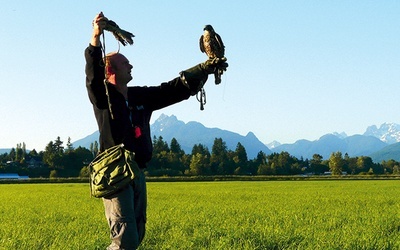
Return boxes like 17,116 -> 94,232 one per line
91,12 -> 109,47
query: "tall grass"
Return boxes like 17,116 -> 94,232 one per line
0,180 -> 399,249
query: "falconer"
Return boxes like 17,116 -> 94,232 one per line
85,12 -> 228,249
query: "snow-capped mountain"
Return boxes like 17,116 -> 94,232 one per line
363,123 -> 400,144
266,140 -> 281,149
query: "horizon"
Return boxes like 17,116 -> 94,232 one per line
1,113 -> 398,152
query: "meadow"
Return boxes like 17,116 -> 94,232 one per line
0,180 -> 399,249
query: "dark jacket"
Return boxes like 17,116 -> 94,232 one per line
85,44 -> 197,167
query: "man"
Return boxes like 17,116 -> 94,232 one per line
85,12 -> 228,249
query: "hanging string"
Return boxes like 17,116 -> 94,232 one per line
101,32 -> 115,120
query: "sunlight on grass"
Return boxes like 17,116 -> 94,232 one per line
0,181 -> 399,249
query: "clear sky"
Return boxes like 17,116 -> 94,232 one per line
1,1 -> 399,151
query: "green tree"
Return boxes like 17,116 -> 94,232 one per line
189,153 -> 209,175
345,155 -> 358,175
153,136 -> 169,153
310,154 -> 328,174
15,143 -> 25,162
250,151 -> 267,175
210,138 -> 230,175
8,148 -> 16,162
90,141 -> 99,157
28,149 -> 38,158
170,138 -> 183,155
43,137 -> 64,169
356,156 -> 374,174
393,165 -> 399,175
49,169 -> 58,179
233,142 -> 249,175
167,138 -> 186,175
65,137 -> 74,153
54,137 -> 64,153
61,147 -> 93,177
267,152 -> 299,175
329,152 -> 344,175
191,144 -> 209,156
147,136 -> 171,175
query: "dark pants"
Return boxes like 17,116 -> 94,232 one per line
103,170 -> 147,250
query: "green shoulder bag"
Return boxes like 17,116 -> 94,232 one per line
89,144 -> 140,198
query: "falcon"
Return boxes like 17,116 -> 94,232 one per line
199,24 -> 225,84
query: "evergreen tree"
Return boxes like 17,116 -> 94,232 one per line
65,137 -> 74,153
93,141 -> 99,156
54,137 -> 64,153
210,138 -> 230,175
8,148 -> 16,162
170,138 -> 183,155
15,143 -> 24,162
89,142 -> 99,157
168,138 -> 186,175
153,136 -> 169,153
251,151 -> 267,175
233,142 -> 249,174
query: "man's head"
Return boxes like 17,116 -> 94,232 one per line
104,52 -> 133,86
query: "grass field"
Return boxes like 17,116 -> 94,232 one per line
0,180 -> 399,249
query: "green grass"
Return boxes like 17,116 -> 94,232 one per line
0,180 -> 399,249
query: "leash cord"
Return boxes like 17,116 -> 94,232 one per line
101,32 -> 115,120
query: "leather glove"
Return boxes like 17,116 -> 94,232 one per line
201,57 -> 228,74
180,57 -> 228,95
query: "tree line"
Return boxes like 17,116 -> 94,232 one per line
0,136 -> 399,178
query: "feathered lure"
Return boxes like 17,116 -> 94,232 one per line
104,20 -> 135,46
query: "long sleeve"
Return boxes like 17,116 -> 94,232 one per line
127,78 -> 191,111
85,44 -> 108,109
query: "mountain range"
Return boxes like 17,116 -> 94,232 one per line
72,115 -> 400,162
269,123 -> 400,162
73,114 -> 271,159
3,115 -> 400,162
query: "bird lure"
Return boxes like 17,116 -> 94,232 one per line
104,19 -> 135,46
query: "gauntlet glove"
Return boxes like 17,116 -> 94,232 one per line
180,57 -> 228,95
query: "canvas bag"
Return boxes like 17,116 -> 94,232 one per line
89,144 -> 140,198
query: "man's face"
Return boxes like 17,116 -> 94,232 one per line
112,54 -> 133,85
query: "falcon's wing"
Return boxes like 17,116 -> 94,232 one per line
199,35 -> 205,53
214,33 -> 225,56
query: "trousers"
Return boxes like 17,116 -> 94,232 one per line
103,170 -> 147,250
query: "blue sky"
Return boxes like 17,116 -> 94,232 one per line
1,1 -> 399,151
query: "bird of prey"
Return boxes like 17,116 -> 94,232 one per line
104,20 -> 135,46
199,24 -> 225,84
